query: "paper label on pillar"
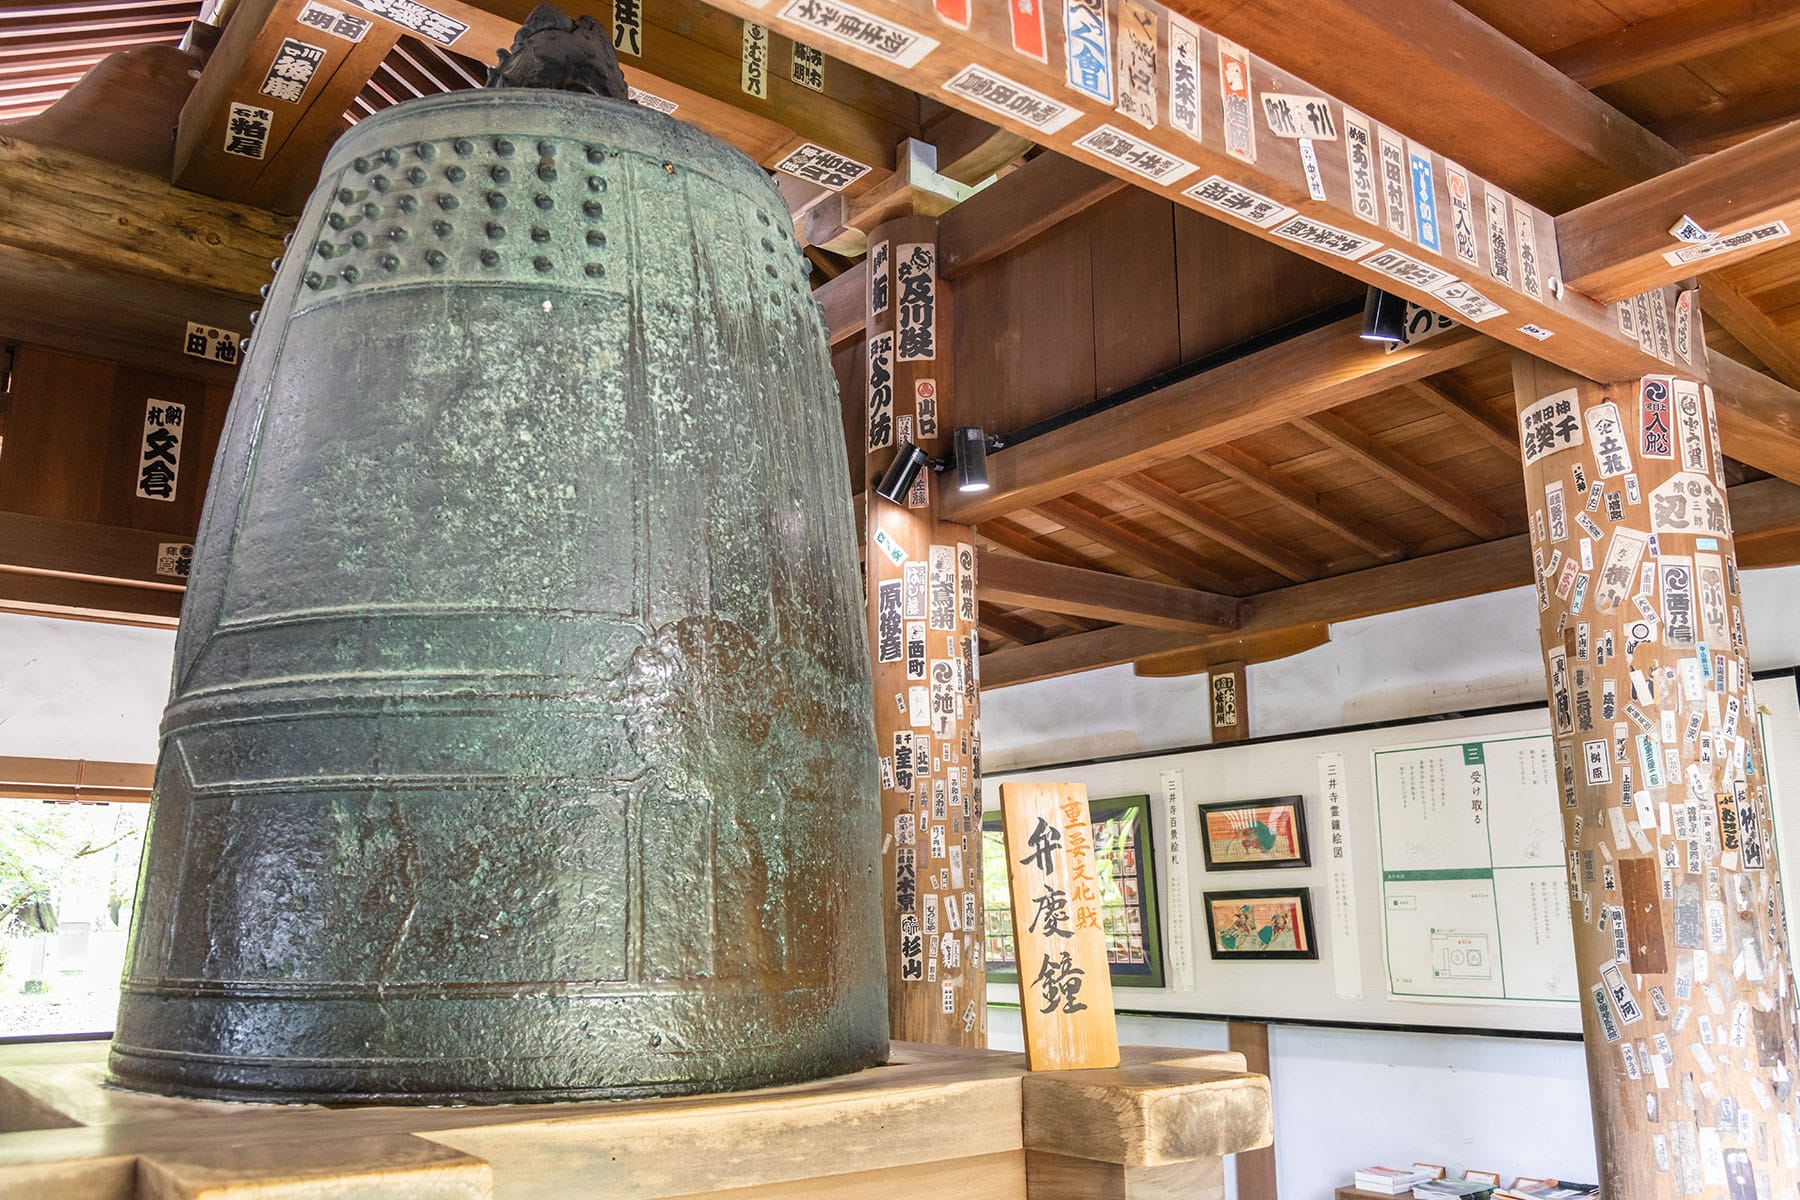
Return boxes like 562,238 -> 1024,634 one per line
1638,376 -> 1674,459
1159,768 -> 1198,991
1662,220 -> 1791,266
298,1 -> 372,42
1660,556 -> 1697,647
867,240 -> 890,317
929,544 -> 956,631
1009,0 -> 1047,61
1362,247 -> 1454,292
908,684 -> 930,727
1113,0 -> 1157,129
866,330 -> 895,451
893,732 -> 914,791
905,619 -> 927,680
942,64 -> 1081,133
903,559 -> 928,618
1650,473 -> 1728,539
1182,176 -> 1294,229
899,911 -> 923,980
1213,37 -> 1257,163
1545,482 -> 1568,542
1695,555 -> 1727,647
1632,293 -> 1655,356
1166,15 -> 1201,142
876,579 -> 904,663
740,22 -> 770,97
1548,647 -> 1572,735
1443,163 -> 1480,268
1513,203 -> 1544,300
1071,124 -> 1196,185
1650,292 -> 1675,363
1376,126 -> 1410,240
1519,388 -> 1582,465
1428,279 -> 1505,323
1063,0 -> 1113,103
223,102 -> 274,159
1407,144 -> 1441,253
912,378 -> 939,439
1484,186 -> 1514,288
1703,385 -> 1726,483
1260,92 -> 1336,140
134,399 -> 185,501
340,0 -> 465,45
776,0 -> 936,67
894,243 -> 937,361
1671,381 -> 1709,475
1341,108 -> 1380,226
929,659 -> 957,738
1585,402 -> 1632,478
775,142 -> 872,191
1594,528 -> 1647,615
1271,214 -> 1381,260
872,525 -> 907,566
258,38 -> 325,104
955,542 -> 976,624
1591,983 -> 1622,1043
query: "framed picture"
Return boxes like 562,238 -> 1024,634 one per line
1197,795 -> 1310,870
1203,887 -> 1318,960
983,792 -> 1165,988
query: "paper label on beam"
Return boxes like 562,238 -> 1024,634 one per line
1217,38 -> 1255,163
1517,323 -> 1554,341
340,0 -> 466,46
942,64 -> 1080,134
1270,214 -> 1380,260
791,41 -> 825,91
1429,278 -> 1505,323
934,0 -> 970,31
1362,247 -> 1453,291
183,322 -> 241,365
895,243 -> 937,361
1009,0 -> 1047,61
776,0 -> 937,69
259,38 -> 325,104
774,142 -> 871,190
627,87 -> 677,114
1115,0 -> 1157,129
1071,124 -> 1195,185
1166,15 -> 1201,142
741,22 -> 770,98
1377,125 -> 1410,241
297,1 -> 371,43
1261,92 -> 1336,139
1484,186 -> 1515,289
135,399 -> 185,502
1299,138 -> 1327,201
1318,752 -> 1364,1000
1383,302 -> 1456,355
611,0 -> 641,56
1408,143 -> 1440,253
1662,220 -> 1791,266
1182,176 -> 1293,228
1062,0 -> 1114,103
1513,203 -> 1545,300
156,542 -> 194,578
1444,164 -> 1480,268
223,102 -> 274,159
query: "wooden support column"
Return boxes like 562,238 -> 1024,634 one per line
1510,353 -> 1800,1198
864,212 -> 983,1045
1218,683 -> 1275,1200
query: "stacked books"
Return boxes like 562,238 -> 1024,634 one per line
1355,1166 -> 1436,1194
1494,1185 -> 1600,1199
1413,1180 -> 1495,1199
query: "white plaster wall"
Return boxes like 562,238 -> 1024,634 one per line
0,613 -> 174,762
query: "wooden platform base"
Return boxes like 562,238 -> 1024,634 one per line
0,1040 -> 1270,1199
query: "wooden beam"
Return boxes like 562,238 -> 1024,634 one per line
1037,498 -> 1239,594
938,152 -> 1124,280
1110,473 -> 1318,581
978,605 -> 1055,645
982,621 -> 1330,688
1653,83 -> 1800,155
1707,352 -> 1800,485
1227,1022 -> 1276,1198
923,107 -> 1032,184
0,756 -> 153,804
0,513 -> 193,589
940,320 -> 1487,525
1557,122 -> 1800,301
0,132 -> 290,301
1703,269 -> 1800,389
817,261 -> 868,347
1193,444 -> 1407,563
1293,412 -> 1510,540
1546,0 -> 1800,89
977,548 -> 1237,633
1405,380 -> 1518,457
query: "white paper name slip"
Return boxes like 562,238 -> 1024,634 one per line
999,780 -> 1120,1071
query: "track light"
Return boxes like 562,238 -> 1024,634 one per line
874,442 -> 930,505
952,426 -> 990,493
1360,287 -> 1407,344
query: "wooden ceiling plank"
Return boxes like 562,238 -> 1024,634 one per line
1405,379 -> 1519,457
977,547 -> 1237,633
940,320 -> 1487,525
1656,82 -> 1800,154
1194,444 -> 1407,562
1546,0 -> 1800,89
978,605 -> 1052,646
1293,412 -> 1510,541
1702,270 -> 1800,388
1037,497 -> 1241,594
1558,122 -> 1800,301
1111,472 -> 1318,581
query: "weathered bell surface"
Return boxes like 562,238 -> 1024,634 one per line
110,7 -> 886,1104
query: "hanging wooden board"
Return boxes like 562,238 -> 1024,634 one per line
1000,780 -> 1121,1071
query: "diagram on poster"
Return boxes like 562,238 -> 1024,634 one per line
1373,734 -> 1578,1004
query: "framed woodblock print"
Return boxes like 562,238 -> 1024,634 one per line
1198,795 -> 1310,870
1203,887 -> 1318,960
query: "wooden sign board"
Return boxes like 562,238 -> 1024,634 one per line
999,781 -> 1120,1071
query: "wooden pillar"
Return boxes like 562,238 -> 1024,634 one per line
1511,353 -> 1800,1198
864,213 -> 984,1045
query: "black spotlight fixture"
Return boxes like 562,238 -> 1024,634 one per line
1360,287 -> 1407,344
952,426 -> 990,493
874,441 -> 931,505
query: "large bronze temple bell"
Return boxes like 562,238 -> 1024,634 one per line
111,9 -> 887,1103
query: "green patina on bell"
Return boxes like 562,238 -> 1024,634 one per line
110,6 -> 886,1104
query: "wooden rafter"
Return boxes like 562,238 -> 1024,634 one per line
1192,444 -> 1406,563
1293,411 -> 1510,541
977,548 -> 1236,633
1110,473 -> 1318,582
938,151 -> 1124,279
978,605 -> 1054,646
1546,1 -> 1800,90
1404,380 -> 1518,457
1037,497 -> 1240,594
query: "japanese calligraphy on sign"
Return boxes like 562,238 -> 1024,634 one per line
1639,376 -> 1674,459
1429,279 -> 1505,324
1114,0 -> 1157,129
774,141 -> 871,190
943,63 -> 1079,132
1672,380 -> 1708,474
136,399 -> 185,502
1484,186 -> 1515,288
1010,0 -> 1046,61
1444,164 -> 1479,268
1408,145 -> 1440,253
866,330 -> 895,451
1182,176 -> 1293,229
1261,92 -> 1335,140
791,40 -> 825,90
1661,220 -> 1790,266
876,579 -> 904,663
259,38 -> 325,103
1271,214 -> 1380,260
223,102 -> 273,159
183,322 -> 241,365
1166,15 -> 1200,142
1343,108 -> 1378,226
741,21 -> 769,97
1217,37 -> 1255,163
915,377 -> 939,437
895,242 -> 937,361
1585,401 -> 1632,479
155,542 -> 193,578
1513,205 -> 1544,300
929,543 -> 956,632
1649,473 -> 1728,538
611,0 -> 642,54
956,541 -> 977,623
297,0 -> 370,41
1519,388 -> 1583,466
868,240 -> 890,316
1062,0 -> 1112,104
1377,125 -> 1409,240
777,0 -> 937,68
999,780 -> 1119,1070
1362,247 -> 1452,291
1071,124 -> 1194,185
340,0 -> 466,45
